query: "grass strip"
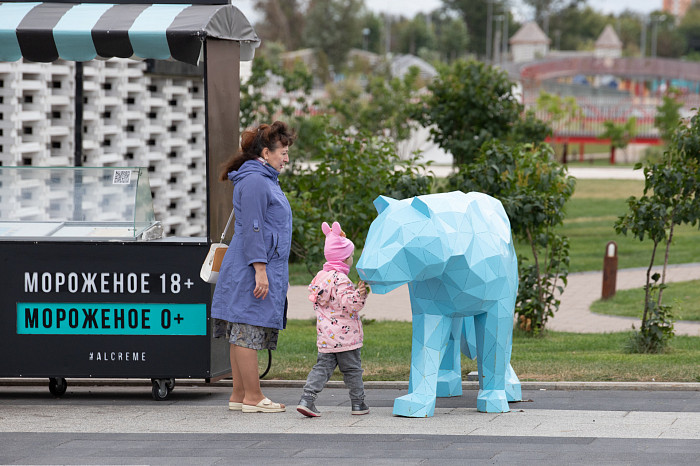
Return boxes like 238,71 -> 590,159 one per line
266,320 -> 700,383
590,280 -> 700,321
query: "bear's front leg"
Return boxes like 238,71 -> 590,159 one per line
394,312 -> 452,417
474,304 -> 513,413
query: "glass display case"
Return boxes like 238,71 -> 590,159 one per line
0,166 -> 162,241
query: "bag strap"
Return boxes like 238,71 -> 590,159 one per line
220,209 -> 235,243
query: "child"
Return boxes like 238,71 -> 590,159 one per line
296,221 -> 369,417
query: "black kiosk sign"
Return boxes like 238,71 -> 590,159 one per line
1,242 -> 210,376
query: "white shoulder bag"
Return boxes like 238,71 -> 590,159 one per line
200,209 -> 234,283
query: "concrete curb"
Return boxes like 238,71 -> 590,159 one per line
2,378 -> 699,391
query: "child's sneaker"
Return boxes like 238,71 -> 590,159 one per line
296,398 -> 321,417
351,401 -> 369,415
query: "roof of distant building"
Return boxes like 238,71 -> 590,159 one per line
390,54 -> 437,80
509,21 -> 551,45
595,25 -> 623,49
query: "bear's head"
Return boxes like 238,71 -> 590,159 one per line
357,194 -> 449,294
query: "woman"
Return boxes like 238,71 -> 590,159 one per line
211,121 -> 296,413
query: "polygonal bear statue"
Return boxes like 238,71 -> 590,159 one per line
357,191 -> 522,417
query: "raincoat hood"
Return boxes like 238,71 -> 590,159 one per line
228,159 -> 279,184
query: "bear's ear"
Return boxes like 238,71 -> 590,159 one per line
374,195 -> 397,214
411,196 -> 431,217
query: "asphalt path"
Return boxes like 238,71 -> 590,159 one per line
1,382 -> 699,464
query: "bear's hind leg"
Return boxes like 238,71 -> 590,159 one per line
474,304 -> 512,413
437,317 -> 464,397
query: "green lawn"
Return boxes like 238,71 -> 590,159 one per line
591,280 -> 700,321
517,178 -> 700,273
266,320 -> 700,382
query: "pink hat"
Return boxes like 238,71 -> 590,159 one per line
322,221 -> 354,262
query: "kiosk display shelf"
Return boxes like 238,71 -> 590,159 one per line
0,166 -> 160,241
0,166 -> 229,400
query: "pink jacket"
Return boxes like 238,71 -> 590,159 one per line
308,270 -> 366,353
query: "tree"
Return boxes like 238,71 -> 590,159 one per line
432,11 -> 470,63
679,4 -> 700,56
614,111 -> 700,353
547,4 -> 607,51
444,0 -> 509,58
599,117 -> 637,164
239,51 -> 324,161
303,0 -> 364,72
327,66 -> 423,142
654,90 -> 683,144
536,91 -> 582,162
523,0 -> 583,34
447,141 -> 576,335
282,126 -> 433,274
395,14 -> 435,56
415,59 -> 531,165
253,0 -> 305,51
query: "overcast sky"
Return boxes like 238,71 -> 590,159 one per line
234,0 -> 662,23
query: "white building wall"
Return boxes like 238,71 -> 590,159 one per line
0,58 -> 207,238
512,44 -> 549,63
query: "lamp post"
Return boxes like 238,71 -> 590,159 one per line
493,15 -> 503,63
486,0 -> 494,62
640,16 -> 647,58
651,14 -> 666,58
362,27 -> 370,51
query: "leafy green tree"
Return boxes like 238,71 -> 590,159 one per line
523,0 -> 583,31
654,90 -> 683,144
395,14 -> 435,55
444,0 -> 509,58
615,112 -> 700,352
600,117 -> 637,164
282,126 -> 433,273
358,11 -> 385,54
547,4 -> 607,51
415,59 -> 546,165
679,4 -> 700,56
240,52 -> 324,161
447,141 -> 576,335
253,0 -> 305,51
536,91 -> 582,162
303,0 -> 364,72
431,11 -> 470,63
328,66 -> 422,142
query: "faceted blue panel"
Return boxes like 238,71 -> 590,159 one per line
358,191 -> 521,417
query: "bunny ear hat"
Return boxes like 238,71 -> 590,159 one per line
322,221 -> 355,262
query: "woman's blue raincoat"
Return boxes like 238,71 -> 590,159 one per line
211,160 -> 292,329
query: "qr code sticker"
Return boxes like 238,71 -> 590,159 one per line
112,170 -> 132,185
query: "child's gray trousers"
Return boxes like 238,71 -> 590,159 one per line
301,348 -> 365,402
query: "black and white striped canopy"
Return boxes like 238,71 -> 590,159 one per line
0,2 -> 260,65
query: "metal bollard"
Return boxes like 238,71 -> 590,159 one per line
602,241 -> 618,299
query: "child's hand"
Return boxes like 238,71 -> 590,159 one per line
357,281 -> 368,297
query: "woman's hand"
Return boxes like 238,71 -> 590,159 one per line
252,263 -> 269,300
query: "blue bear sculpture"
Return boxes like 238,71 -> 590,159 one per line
357,191 -> 521,417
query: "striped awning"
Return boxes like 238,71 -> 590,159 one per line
0,2 -> 260,65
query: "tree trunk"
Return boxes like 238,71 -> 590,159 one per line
642,241 -> 659,329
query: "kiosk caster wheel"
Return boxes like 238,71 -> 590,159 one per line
151,378 -> 175,401
49,377 -> 67,397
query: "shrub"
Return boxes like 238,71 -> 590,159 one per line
282,126 -> 433,275
447,141 -> 576,335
